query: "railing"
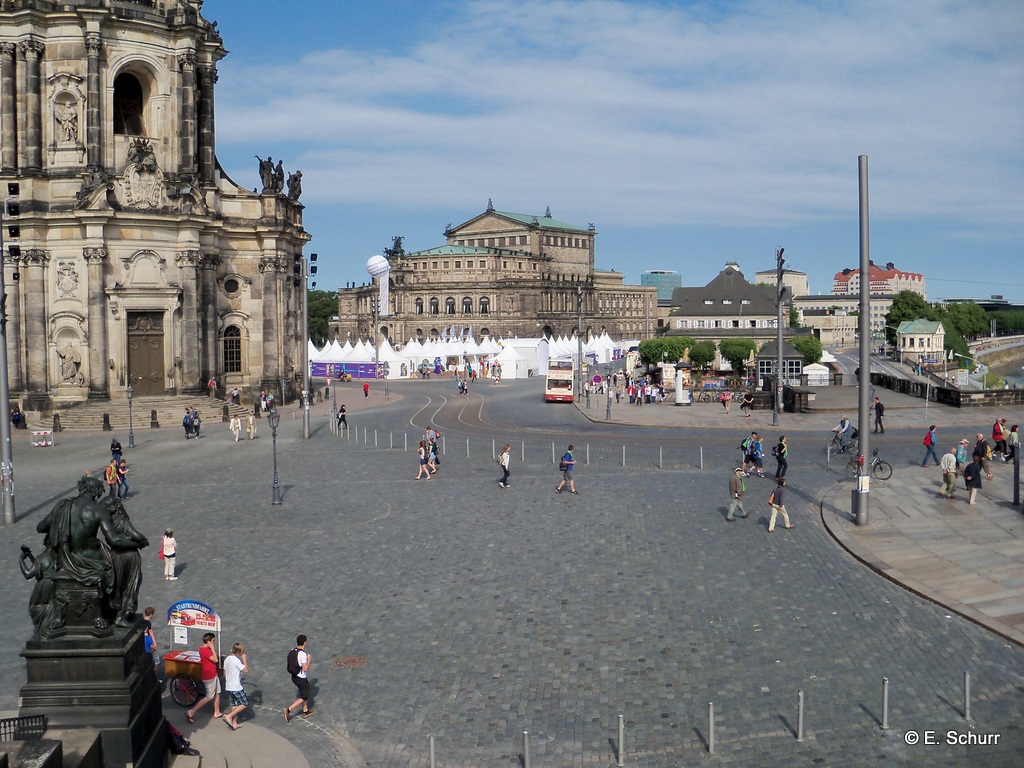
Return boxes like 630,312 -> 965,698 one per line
0,714 -> 47,741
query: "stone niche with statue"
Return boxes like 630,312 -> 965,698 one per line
17,475 -> 165,768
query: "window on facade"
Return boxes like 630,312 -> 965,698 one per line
487,238 -> 494,246
432,262 -> 438,269
415,298 -> 424,315
222,326 -> 241,373
704,299 -> 713,305
732,320 -> 740,327
503,261 -> 508,269
445,297 -> 456,315
462,297 -> 473,314
714,320 -> 723,328
455,261 -> 461,269
697,320 -> 706,328
443,262 -> 449,269
723,299 -> 732,305
429,298 -> 439,315
518,262 -> 523,269
113,72 -> 146,135
480,297 -> 490,314
749,320 -> 757,327
467,261 -> 473,268
741,299 -> 750,305
480,261 -> 487,268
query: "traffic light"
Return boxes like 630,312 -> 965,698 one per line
3,183 -> 19,260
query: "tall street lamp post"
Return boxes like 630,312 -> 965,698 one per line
301,253 -> 316,440
773,247 -> 785,428
0,184 -> 19,525
576,284 -> 584,398
127,384 -> 135,449
269,409 -> 282,505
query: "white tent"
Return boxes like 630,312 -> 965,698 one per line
493,344 -> 528,379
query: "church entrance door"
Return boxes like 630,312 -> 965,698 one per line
127,311 -> 165,395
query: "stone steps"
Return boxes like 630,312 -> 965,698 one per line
32,396 -> 250,433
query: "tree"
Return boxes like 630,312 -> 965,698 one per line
687,340 -> 717,371
884,290 -> 934,345
789,305 -> 800,328
718,338 -> 758,374
307,289 -> 338,346
939,317 -> 969,360
945,302 -> 988,340
789,335 -> 823,365
637,337 -> 694,366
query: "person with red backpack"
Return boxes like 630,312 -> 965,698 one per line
284,635 -> 315,721
921,425 -> 940,467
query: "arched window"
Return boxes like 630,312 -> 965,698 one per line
445,297 -> 456,315
462,297 -> 473,315
113,72 -> 146,135
429,298 -> 439,315
480,327 -> 490,338
479,297 -> 490,315
415,298 -> 424,315
222,326 -> 242,373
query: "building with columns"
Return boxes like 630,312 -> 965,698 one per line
335,204 -> 658,344
1,0 -> 309,413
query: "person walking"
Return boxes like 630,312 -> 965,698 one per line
230,414 -> 241,442
183,408 -> 193,439
142,606 -> 161,683
110,438 -> 123,464
873,397 -> 885,433
104,458 -> 119,499
956,439 -> 970,474
363,382 -> 370,398
428,436 -> 441,473
284,635 -> 315,721
740,391 -> 754,417
162,528 -> 178,580
116,459 -> 130,499
1007,424 -> 1019,462
246,410 -> 256,440
992,418 -> 1008,460
963,455 -> 984,505
555,445 -> 578,494
719,390 -> 732,414
939,446 -> 958,499
192,411 -> 202,439
497,444 -> 511,488
337,404 -> 348,431
972,434 -> 993,479
767,477 -> 793,533
416,441 -> 433,480
222,642 -> 250,731
921,425 -> 940,467
773,435 -> 788,479
185,632 -> 222,724
725,467 -> 748,522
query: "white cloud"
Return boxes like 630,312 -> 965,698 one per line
217,0 -> 1024,233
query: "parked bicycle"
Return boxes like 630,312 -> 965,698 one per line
843,448 -> 893,481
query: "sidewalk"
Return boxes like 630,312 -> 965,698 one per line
821,463 -> 1024,647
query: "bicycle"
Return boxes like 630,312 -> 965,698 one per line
694,390 -> 713,403
825,431 -> 859,461
843,448 -> 893,481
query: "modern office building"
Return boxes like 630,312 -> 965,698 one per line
641,270 -> 682,305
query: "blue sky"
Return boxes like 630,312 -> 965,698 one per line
207,0 -> 1024,302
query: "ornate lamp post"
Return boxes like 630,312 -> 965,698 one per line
268,409 -> 282,506
0,184 -> 19,525
126,384 -> 135,448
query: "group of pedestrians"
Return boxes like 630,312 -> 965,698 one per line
726,467 -> 792,532
739,431 -> 787,479
182,407 -> 203,439
934,426 -> 1017,504
416,427 -> 442,479
182,632 -> 315,732
228,411 -> 259,441
106,439 -> 130,499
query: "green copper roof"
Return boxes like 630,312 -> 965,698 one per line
409,245 -> 518,257
495,211 -> 592,233
896,319 -> 943,334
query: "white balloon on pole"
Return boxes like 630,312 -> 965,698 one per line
366,255 -> 390,277
366,255 -> 391,317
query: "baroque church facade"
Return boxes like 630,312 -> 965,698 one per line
1,0 -> 310,414
336,203 -> 658,345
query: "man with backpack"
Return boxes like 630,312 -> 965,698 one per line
284,634 -> 315,722
921,425 -> 940,467
740,432 -> 764,478
555,445 -> 577,495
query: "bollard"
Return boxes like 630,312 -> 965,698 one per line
552,442 -> 555,464
428,734 -> 436,768
617,714 -> 625,767
586,444 -> 590,466
700,446 -> 704,470
659,445 -> 663,469
466,437 -> 470,458
390,431 -> 394,450
364,427 -> 367,444
708,701 -> 715,754
375,430 -> 378,448
964,671 -> 971,720
797,689 -> 804,741
150,408 -> 159,428
52,413 -> 62,433
102,413 -> 112,432
522,441 -> 525,463
622,444 -> 626,468
442,435 -> 446,456
405,433 -> 408,451
881,677 -> 889,730
492,438 -> 495,460
523,730 -> 530,768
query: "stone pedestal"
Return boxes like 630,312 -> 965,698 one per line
19,621 -> 166,768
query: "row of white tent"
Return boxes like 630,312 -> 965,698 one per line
307,332 -> 633,380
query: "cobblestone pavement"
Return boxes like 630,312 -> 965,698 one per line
0,378 -> 1022,767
